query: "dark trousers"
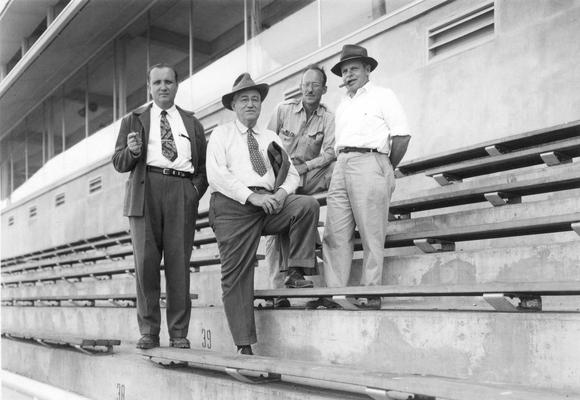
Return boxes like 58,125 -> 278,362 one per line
209,191 -> 319,345
129,172 -> 198,337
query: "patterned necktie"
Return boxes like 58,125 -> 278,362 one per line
160,110 -> 177,162
247,129 -> 267,176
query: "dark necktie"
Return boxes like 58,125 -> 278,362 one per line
247,129 -> 267,176
160,110 -> 177,162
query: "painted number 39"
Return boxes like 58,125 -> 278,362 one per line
202,328 -> 212,349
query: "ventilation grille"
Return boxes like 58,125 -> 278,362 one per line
428,1 -> 494,59
89,177 -> 102,194
29,206 -> 37,219
55,193 -> 65,207
8,216 -> 14,226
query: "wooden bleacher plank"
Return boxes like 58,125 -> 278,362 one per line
424,136 -> 580,184
1,209 -> 214,271
2,330 -> 120,354
1,293 -> 199,307
254,281 -> 580,300
396,120 -> 580,175
376,212 -> 580,249
140,347 -> 574,400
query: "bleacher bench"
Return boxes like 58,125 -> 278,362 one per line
140,347 -> 576,400
1,293 -> 198,307
2,330 -> 121,354
255,281 -> 580,312
396,119 -> 580,176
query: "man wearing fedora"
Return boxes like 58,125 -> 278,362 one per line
206,73 -> 320,354
310,44 -> 411,310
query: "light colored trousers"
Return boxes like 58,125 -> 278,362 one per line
322,152 -> 395,287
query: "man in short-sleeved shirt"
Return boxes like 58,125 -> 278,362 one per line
265,65 -> 336,298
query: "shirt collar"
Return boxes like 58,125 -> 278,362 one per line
152,103 -> 178,117
235,119 -> 259,134
349,81 -> 373,98
294,100 -> 325,116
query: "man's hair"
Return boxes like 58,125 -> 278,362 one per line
302,64 -> 327,87
147,63 -> 178,83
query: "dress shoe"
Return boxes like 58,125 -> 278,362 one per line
170,337 -> 191,349
136,334 -> 160,349
274,297 -> 291,308
305,297 -> 342,310
284,267 -> 314,288
237,345 -> 253,355
357,297 -> 382,310
517,295 -> 542,311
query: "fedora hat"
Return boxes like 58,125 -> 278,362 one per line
331,44 -> 378,76
222,73 -> 269,110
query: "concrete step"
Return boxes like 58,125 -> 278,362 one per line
3,306 -> 579,391
1,341 -> 364,400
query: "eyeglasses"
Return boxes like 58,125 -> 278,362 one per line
300,82 -> 323,90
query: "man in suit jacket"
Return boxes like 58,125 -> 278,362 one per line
112,63 -> 207,349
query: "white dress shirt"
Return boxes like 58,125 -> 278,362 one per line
147,103 -> 194,173
206,120 -> 300,204
335,81 -> 410,154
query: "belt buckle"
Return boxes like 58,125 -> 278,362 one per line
162,168 -> 171,176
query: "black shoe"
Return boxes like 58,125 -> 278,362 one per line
357,297 -> 382,310
305,297 -> 342,310
136,334 -> 160,349
517,295 -> 542,311
284,268 -> 314,288
274,297 -> 291,308
170,337 -> 191,348
237,345 -> 253,355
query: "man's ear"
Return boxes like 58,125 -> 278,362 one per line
322,86 -> 328,95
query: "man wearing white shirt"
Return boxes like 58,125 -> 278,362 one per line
207,73 -> 320,355
313,45 -> 411,310
113,63 -> 208,349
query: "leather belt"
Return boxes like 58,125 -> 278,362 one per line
339,147 -> 379,154
147,165 -> 193,179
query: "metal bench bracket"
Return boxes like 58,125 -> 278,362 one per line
224,367 -> 281,384
540,151 -> 572,166
483,293 -> 518,311
484,145 -> 506,157
484,192 -> 521,207
572,222 -> 580,236
432,173 -> 461,186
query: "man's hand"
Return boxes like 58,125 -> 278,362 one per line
293,160 -> 308,175
127,132 -> 142,156
272,188 -> 288,213
248,193 -> 279,214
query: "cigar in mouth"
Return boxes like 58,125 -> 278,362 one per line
339,83 -> 346,88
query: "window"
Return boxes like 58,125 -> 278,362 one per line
8,216 -> 15,226
29,206 -> 37,219
89,176 -> 102,194
55,193 -> 65,207
428,1 -> 495,60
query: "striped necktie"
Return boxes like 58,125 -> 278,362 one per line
160,110 -> 177,162
247,129 -> 267,176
